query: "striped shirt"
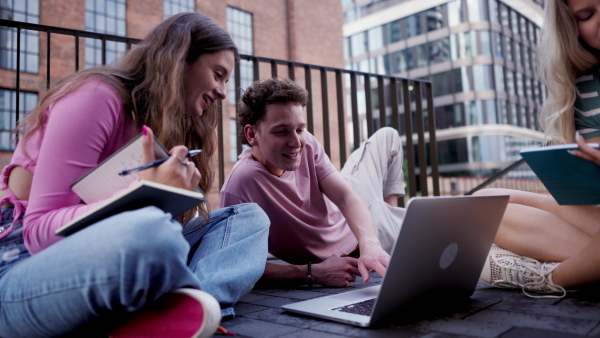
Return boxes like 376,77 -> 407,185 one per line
574,68 -> 600,139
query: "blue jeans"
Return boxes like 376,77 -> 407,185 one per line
0,203 -> 269,338
184,203 -> 270,317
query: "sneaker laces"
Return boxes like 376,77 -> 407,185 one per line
490,253 -> 566,299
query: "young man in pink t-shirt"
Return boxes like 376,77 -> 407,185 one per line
220,77 -> 406,287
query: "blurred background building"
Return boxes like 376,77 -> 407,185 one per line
342,0 -> 546,179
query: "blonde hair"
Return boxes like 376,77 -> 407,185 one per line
14,12 -> 239,225
537,0 -> 599,144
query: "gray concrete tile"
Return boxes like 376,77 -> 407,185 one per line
231,302 -> 271,316
239,292 -> 272,303
500,327 -> 587,338
490,299 -> 600,320
416,318 -> 512,337
248,295 -> 301,307
278,328 -> 351,338
312,320 -> 425,337
466,308 -> 597,335
244,307 -> 329,328
217,317 -> 299,338
588,322 -> 600,336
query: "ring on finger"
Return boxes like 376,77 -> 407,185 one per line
172,155 -> 190,165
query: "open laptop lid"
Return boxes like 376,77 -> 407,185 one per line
369,194 -> 509,324
282,194 -> 509,327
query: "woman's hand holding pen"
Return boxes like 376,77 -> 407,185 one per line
139,126 -> 201,191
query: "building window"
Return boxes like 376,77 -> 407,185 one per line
367,26 -> 383,52
387,19 -> 402,44
494,65 -> 505,92
416,44 -> 429,68
492,31 -> 503,58
500,3 -> 510,31
0,0 -> 39,73
467,0 -> 486,22
473,64 -> 492,91
350,32 -> 366,57
447,0 -> 464,27
504,35 -> 513,63
426,6 -> 444,32
430,37 -> 451,65
505,70 -> 515,95
513,41 -> 522,67
480,30 -> 492,55
431,71 -> 451,96
391,50 -> 406,73
510,10 -> 519,35
458,31 -> 477,58
227,7 -> 254,105
164,0 -> 195,18
0,89 -> 37,151
405,47 -> 415,71
488,0 -> 499,23
85,0 -> 127,68
405,13 -> 422,38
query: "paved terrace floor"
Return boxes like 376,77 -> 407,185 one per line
219,270 -> 600,338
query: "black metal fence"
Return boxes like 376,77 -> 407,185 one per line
0,19 -> 441,207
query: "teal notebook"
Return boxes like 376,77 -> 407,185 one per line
520,143 -> 600,205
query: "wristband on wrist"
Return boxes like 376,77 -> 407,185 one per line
307,262 -> 313,288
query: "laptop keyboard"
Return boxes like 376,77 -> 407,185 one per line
332,298 -> 376,316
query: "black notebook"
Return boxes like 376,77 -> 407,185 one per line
56,180 -> 205,236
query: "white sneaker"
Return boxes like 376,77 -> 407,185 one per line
109,288 -> 222,338
480,244 -> 566,298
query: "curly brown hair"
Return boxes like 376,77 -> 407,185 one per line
237,77 -> 308,145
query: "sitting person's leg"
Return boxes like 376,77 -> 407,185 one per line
473,188 -> 600,262
184,202 -> 269,318
340,127 -> 405,253
475,188 -> 600,297
0,206 -> 200,337
552,230 -> 600,288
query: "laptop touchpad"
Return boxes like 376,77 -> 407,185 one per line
330,286 -> 380,301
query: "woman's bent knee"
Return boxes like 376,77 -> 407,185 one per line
230,203 -> 270,230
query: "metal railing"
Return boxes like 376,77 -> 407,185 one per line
0,19 -> 440,207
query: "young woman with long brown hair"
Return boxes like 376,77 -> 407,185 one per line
0,12 -> 269,337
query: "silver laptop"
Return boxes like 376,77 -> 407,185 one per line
282,194 -> 509,327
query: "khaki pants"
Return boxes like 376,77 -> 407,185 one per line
340,127 -> 406,254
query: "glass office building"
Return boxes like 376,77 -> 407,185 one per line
342,0 -> 546,177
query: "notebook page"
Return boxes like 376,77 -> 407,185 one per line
71,134 -> 169,204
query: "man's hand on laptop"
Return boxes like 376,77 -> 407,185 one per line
357,241 -> 390,283
313,256 -> 360,287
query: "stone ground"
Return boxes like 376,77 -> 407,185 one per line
217,272 -> 600,338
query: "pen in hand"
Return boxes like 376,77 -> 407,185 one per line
118,149 -> 202,176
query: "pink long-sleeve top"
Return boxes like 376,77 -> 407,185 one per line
0,79 -> 136,254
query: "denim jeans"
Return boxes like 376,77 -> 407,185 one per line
184,202 -> 270,317
0,203 -> 269,338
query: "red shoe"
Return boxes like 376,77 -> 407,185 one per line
109,288 -> 221,338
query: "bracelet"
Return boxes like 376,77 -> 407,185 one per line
307,262 -> 313,288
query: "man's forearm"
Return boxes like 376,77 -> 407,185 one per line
256,262 -> 310,287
